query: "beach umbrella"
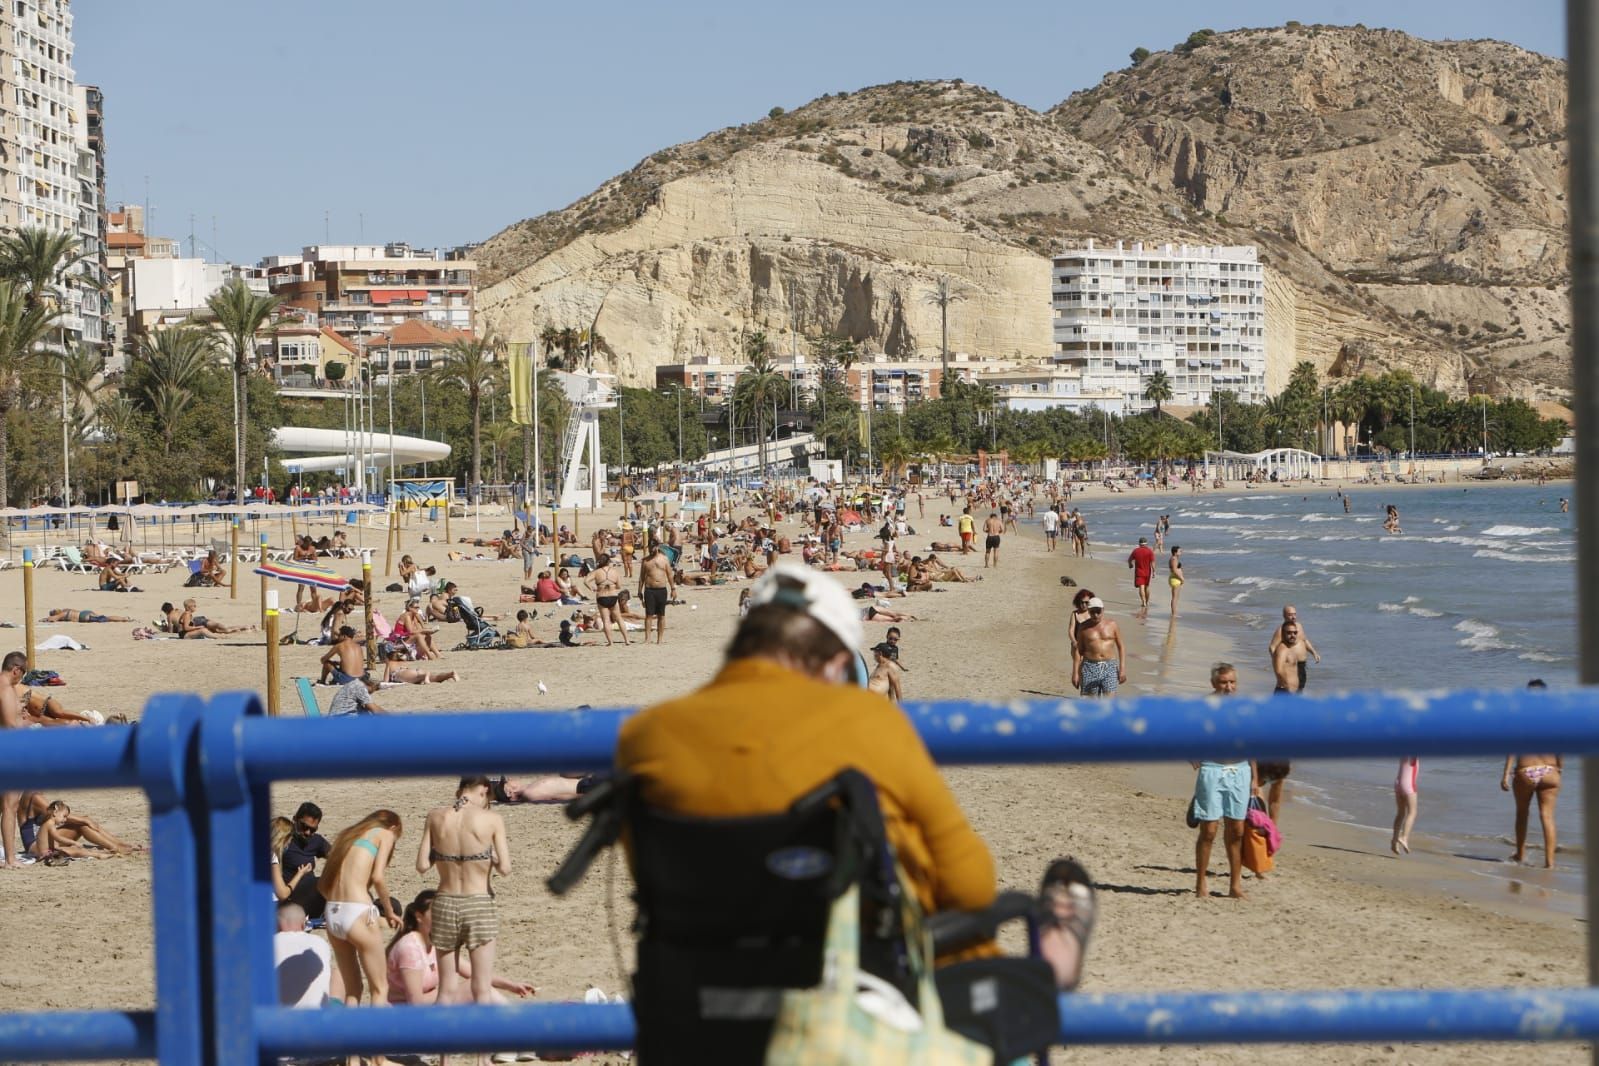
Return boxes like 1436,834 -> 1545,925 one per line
252,558 -> 351,591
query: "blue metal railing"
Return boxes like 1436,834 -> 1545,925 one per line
1,686 -> 1597,1063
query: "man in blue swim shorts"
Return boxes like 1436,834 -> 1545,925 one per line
1190,662 -> 1260,899
1072,597 -> 1125,698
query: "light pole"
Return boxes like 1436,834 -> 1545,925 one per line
676,385 -> 683,466
1408,384 -> 1415,459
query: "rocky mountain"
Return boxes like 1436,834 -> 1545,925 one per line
475,24 -> 1571,400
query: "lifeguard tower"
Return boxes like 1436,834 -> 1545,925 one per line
553,370 -> 617,510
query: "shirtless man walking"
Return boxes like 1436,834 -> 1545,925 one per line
1271,622 -> 1307,694
1,651 -> 24,867
983,512 -> 1004,568
1072,598 -> 1126,698
1268,606 -> 1320,689
638,544 -> 675,645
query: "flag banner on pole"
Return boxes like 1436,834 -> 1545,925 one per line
857,409 -> 869,443
508,342 -> 533,425
252,559 -> 351,591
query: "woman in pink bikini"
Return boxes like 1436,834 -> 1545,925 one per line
1502,680 -> 1563,869
1502,751 -> 1562,868
1391,757 -> 1418,855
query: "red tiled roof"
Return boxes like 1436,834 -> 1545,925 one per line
321,326 -> 358,354
363,319 -> 472,349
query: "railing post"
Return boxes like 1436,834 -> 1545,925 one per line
198,691 -> 274,1066
134,693 -> 207,1066
1569,7 -> 1599,1061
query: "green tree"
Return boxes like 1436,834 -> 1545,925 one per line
1142,370 -> 1173,415
428,334 -> 504,502
206,279 -> 282,502
733,331 -> 786,477
130,327 -> 215,451
0,281 -> 61,503
0,227 -> 91,499
1130,46 -> 1152,65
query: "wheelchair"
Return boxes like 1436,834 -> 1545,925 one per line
549,768 -> 1060,1065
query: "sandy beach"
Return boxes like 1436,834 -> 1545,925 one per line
0,489 -> 1585,1065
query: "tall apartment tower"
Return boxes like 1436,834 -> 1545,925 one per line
0,1 -> 97,347
72,83 -> 104,351
1051,240 -> 1266,413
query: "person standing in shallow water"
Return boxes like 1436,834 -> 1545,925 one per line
1502,680 -> 1562,869
1167,546 -> 1184,617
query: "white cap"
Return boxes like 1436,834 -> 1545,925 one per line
1087,597 -> 1105,609
748,561 -> 863,650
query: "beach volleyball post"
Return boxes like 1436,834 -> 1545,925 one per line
21,548 -> 33,671
264,589 -> 280,717
230,520 -> 239,600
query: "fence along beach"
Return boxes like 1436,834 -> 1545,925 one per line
0,479 -> 1586,1064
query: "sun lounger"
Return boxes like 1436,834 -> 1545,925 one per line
53,547 -> 94,574
294,677 -> 322,718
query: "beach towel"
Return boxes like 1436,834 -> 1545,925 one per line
1246,798 -> 1282,855
34,635 -> 87,652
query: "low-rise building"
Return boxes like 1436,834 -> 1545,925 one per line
363,319 -> 471,377
656,351 -> 1023,412
265,243 -> 475,346
986,365 -> 1128,415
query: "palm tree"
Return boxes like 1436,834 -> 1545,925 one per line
206,279 -> 282,504
921,276 -> 966,383
733,333 -> 787,479
135,327 -> 215,451
0,280 -> 61,503
428,333 -> 504,502
0,228 -> 90,314
538,325 -> 561,367
58,344 -> 104,408
96,394 -> 144,472
0,228 -> 93,501
876,435 -> 911,482
1143,370 -> 1174,415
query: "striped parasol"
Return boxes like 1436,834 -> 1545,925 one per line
252,558 -> 351,591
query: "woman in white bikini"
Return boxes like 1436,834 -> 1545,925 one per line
317,809 -> 403,1027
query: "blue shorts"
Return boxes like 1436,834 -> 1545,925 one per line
331,667 -> 358,685
1192,762 -> 1250,822
1079,658 -> 1118,696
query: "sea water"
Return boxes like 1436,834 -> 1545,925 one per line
1072,482 -> 1582,907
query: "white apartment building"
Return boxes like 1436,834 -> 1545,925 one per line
985,365 -> 1127,415
0,1 -> 101,352
71,82 -> 103,350
1052,239 -> 1266,413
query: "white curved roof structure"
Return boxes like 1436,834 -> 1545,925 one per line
272,427 -> 451,474
1204,448 -> 1324,479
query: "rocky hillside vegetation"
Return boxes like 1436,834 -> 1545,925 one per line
475,24 -> 1570,400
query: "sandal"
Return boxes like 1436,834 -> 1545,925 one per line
41,851 -> 71,867
1037,858 -> 1096,991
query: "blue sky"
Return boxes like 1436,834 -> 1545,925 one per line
76,2 -> 1563,265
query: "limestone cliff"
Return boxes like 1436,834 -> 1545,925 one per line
477,25 -> 1569,400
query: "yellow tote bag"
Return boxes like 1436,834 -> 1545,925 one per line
764,881 -> 990,1065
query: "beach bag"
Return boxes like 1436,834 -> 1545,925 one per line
1241,797 -> 1276,875
763,878 -> 988,1066
1246,797 -> 1282,856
